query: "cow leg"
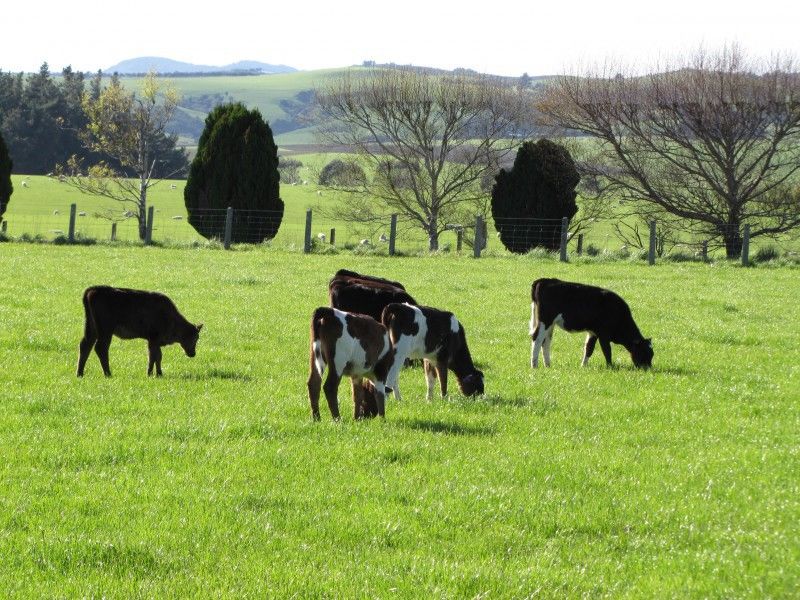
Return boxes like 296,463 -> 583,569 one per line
94,335 -> 113,377
76,331 -> 97,377
531,322 -> 548,368
372,380 -> 387,418
582,334 -> 598,366
542,328 -> 555,367
323,372 -> 342,420
423,360 -> 437,400
599,338 -> 613,367
435,361 -> 449,398
308,365 -> 323,421
148,341 -> 163,376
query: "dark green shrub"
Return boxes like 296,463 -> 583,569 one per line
185,103 -> 283,243
319,159 -> 366,187
491,139 -> 579,253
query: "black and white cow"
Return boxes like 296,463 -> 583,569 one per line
328,269 -> 417,322
307,306 -> 397,420
530,278 -> 653,369
381,303 -> 484,400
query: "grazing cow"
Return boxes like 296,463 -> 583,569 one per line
382,303 -> 484,400
77,286 -> 202,377
530,278 -> 653,369
308,307 -> 397,420
328,270 -> 416,323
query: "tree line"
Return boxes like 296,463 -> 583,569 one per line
0,63 -> 187,177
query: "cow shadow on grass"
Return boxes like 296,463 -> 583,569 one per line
174,368 -> 252,382
396,418 -> 495,437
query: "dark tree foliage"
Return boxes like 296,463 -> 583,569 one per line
491,139 -> 580,253
185,103 -> 283,243
0,131 -> 12,220
0,64 -> 105,175
318,159 -> 366,187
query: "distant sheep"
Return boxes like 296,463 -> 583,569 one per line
379,233 -> 388,243
21,180 -> 28,187
172,215 -> 183,220
123,211 -> 134,218
317,232 -> 326,243
302,180 -> 308,185
360,239 -> 371,246
53,209 -> 60,216
78,211 -> 87,217
170,184 -> 177,190
316,191 -> 322,196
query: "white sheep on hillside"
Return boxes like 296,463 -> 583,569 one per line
317,232 -> 326,243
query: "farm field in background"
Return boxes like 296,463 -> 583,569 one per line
5,173 -> 799,258
0,244 -> 798,596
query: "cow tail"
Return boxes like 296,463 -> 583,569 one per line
310,307 -> 330,377
82,288 -> 97,340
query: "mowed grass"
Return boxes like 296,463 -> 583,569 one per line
0,244 -> 798,597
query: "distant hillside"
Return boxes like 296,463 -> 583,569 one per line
107,56 -> 297,75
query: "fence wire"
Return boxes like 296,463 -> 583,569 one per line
1,199 -> 797,262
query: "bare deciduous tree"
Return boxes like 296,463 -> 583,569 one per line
57,72 -> 181,240
315,68 -> 532,250
538,47 -> 800,258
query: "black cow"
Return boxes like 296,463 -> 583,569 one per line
530,278 -> 653,369
381,303 -> 484,400
328,269 -> 417,322
77,286 -> 203,377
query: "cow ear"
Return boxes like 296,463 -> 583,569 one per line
196,323 -> 204,332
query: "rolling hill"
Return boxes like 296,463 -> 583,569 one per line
107,56 -> 297,75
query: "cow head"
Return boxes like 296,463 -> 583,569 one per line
630,338 -> 653,369
458,369 -> 485,396
181,323 -> 203,357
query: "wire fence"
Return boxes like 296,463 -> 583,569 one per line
1,199 -> 798,264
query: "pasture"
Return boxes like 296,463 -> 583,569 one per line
0,244 -> 798,596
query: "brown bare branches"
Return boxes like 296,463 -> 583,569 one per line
315,68 -> 533,250
539,48 -> 800,257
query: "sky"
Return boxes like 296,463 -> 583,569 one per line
3,0 -> 798,76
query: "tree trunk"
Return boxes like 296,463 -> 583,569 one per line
722,221 -> 743,259
138,177 -> 147,241
428,215 -> 439,251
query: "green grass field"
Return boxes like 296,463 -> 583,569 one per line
1,244 -> 798,596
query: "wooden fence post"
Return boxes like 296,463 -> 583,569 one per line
111,223 -> 117,241
576,233 -> 583,256
741,224 -> 750,266
648,220 -> 657,265
329,228 -> 335,246
701,240 -> 708,262
145,206 -> 155,245
224,206 -> 233,249
1,220 -> 7,234
68,203 -> 77,242
560,217 -> 569,262
456,229 -> 463,253
303,209 -> 312,253
473,216 -> 484,258
389,214 -> 398,256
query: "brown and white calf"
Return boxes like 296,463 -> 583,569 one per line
381,303 -> 484,400
77,286 -> 202,377
530,278 -> 653,369
307,307 -> 397,420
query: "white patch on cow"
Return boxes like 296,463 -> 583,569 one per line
529,302 -> 537,336
449,314 -> 459,334
312,340 -> 326,376
386,304 -> 433,401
